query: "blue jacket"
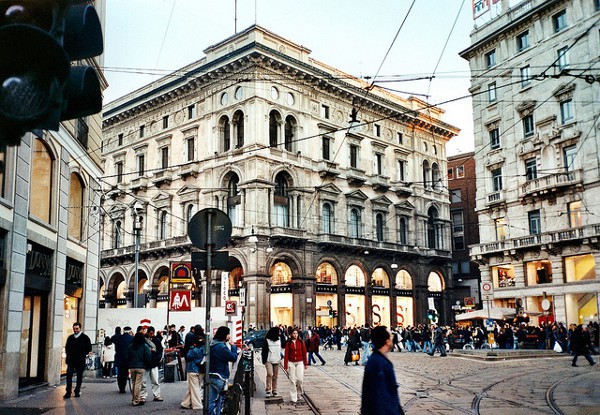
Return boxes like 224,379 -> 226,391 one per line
361,350 -> 402,415
209,341 -> 237,378
186,345 -> 206,373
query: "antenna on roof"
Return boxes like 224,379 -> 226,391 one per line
234,0 -> 238,33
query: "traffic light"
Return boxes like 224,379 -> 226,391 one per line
0,1 -> 103,146
427,309 -> 438,323
332,310 -> 337,319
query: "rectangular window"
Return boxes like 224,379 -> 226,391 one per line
397,160 -> 406,182
137,154 -> 145,177
451,189 -> 462,203
397,132 -> 403,145
596,0 -> 600,11
520,65 -> 531,87
517,31 -> 530,52
188,105 -> 196,119
492,168 -> 503,191
495,218 -> 507,241
453,236 -> 465,250
553,10 -> 567,32
563,145 -> 576,171
485,49 -> 496,68
560,99 -> 573,123
456,165 -> 465,179
161,147 -> 169,169
375,153 -> 383,175
321,104 -> 330,119
448,168 -> 454,180
461,260 -> 470,274
528,210 -> 541,235
568,201 -> 582,227
523,114 -> 534,138
557,46 -> 569,70
118,133 -> 123,146
452,210 -> 464,233
139,125 -> 145,138
187,137 -> 195,161
525,158 -> 537,180
488,82 -> 497,102
162,115 -> 169,129
116,162 -> 123,184
374,124 -> 381,137
490,127 -> 500,149
0,144 -> 6,198
322,136 -> 331,160
350,144 -> 358,168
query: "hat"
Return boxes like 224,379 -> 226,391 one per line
140,318 -> 151,329
123,326 -> 132,332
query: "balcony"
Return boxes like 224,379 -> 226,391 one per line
152,170 -> 173,186
345,168 -> 367,186
179,162 -> 201,179
370,174 -> 391,192
485,190 -> 506,207
520,170 -> 582,198
317,160 -> 340,178
392,181 -> 412,196
129,177 -> 148,192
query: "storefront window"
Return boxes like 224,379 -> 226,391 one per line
270,293 -> 293,327
315,262 -> 337,284
396,297 -> 414,327
427,272 -> 444,292
271,262 -> 292,285
345,265 -> 365,287
492,265 -> 515,288
565,254 -> 596,282
526,260 -> 553,285
228,266 -> 244,289
62,296 -> 79,373
371,297 -> 390,327
395,270 -> 413,290
566,293 -> 598,325
372,268 -> 389,288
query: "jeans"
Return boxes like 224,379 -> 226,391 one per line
308,351 -> 325,365
65,363 -> 85,395
208,375 -> 226,415
422,341 -> 432,354
361,341 -> 371,365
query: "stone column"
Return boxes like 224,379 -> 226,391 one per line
552,293 -> 567,323
513,261 -> 525,288
147,288 -> 158,308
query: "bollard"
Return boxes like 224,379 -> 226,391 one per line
243,349 -> 253,415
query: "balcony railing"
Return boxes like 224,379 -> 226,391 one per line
520,170 -> 581,197
486,190 -> 505,206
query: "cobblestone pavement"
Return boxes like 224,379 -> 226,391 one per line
257,348 -> 600,415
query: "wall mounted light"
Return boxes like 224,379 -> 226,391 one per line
248,226 -> 258,252
266,239 -> 273,253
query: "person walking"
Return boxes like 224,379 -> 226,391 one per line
126,331 -> 152,406
571,324 -> 597,367
112,326 -> 133,393
361,326 -> 405,415
429,324 -> 447,357
181,334 -> 206,410
63,322 -> 92,399
208,326 -> 238,415
284,329 -> 308,403
344,328 -> 361,365
141,326 -> 164,402
308,330 -> 326,366
100,336 -> 115,378
261,327 -> 282,397
360,324 -> 371,365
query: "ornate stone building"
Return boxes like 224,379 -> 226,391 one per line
100,25 -> 458,330
461,0 -> 600,324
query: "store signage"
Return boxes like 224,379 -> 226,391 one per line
171,262 -> 193,284
225,300 -> 236,315
169,290 -> 191,311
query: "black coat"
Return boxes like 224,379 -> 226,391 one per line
571,327 -> 592,354
65,333 -> 92,366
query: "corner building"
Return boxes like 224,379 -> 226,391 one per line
461,0 -> 600,324
100,26 -> 458,330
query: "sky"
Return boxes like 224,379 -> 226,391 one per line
103,0 -> 477,155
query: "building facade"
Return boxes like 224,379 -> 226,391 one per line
448,152 -> 481,307
0,1 -> 107,399
461,0 -> 600,324
100,26 -> 459,331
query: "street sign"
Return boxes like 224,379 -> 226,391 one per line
464,297 -> 475,306
187,208 -> 232,250
191,251 -> 230,270
171,262 -> 193,284
225,300 -> 237,315
169,290 -> 191,311
481,281 -> 494,301
239,287 -> 246,306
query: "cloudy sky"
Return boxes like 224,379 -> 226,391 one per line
103,0 -> 477,155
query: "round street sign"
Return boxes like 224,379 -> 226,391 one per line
188,208 -> 232,250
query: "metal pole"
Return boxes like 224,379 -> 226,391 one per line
134,219 -> 140,308
203,211 -> 214,415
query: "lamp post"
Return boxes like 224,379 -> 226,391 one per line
132,202 -> 143,308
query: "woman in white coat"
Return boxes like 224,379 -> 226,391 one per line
101,336 -> 116,378
261,327 -> 282,397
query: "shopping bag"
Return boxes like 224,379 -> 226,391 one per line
351,351 -> 360,362
553,342 -> 563,353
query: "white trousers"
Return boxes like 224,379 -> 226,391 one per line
288,361 -> 304,402
181,372 -> 204,409
141,366 -> 161,399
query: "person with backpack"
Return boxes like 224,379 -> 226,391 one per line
181,334 -> 206,410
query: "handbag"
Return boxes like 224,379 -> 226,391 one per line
351,350 -> 360,362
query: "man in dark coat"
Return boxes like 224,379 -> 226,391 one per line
571,324 -> 597,367
361,326 -> 404,415
64,322 -> 92,398
429,324 -> 447,357
112,325 -> 133,393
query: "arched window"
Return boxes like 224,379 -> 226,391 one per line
159,211 -> 167,239
427,272 -> 444,292
233,110 -> 244,148
375,213 -> 384,242
345,265 -> 365,287
350,208 -> 361,238
422,160 -> 431,189
399,217 -> 408,244
271,262 -> 292,285
274,173 -> 289,227
395,270 -> 413,290
316,262 -> 338,284
372,268 -> 390,288
427,206 -> 439,249
220,115 -> 231,151
114,220 -> 122,249
227,174 -> 240,226
322,202 -> 333,234
30,138 -> 54,223
432,162 -> 441,190
68,172 -> 85,240
228,266 -> 244,290
186,204 -> 194,223
269,111 -> 281,147
284,115 -> 296,152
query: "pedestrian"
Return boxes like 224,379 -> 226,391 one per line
127,331 -> 152,406
284,328 -> 308,403
428,324 -> 447,357
142,326 -> 164,402
360,324 -> 371,365
262,326 -> 282,397
112,326 -> 133,393
571,324 -> 597,367
361,326 -> 405,415
208,326 -> 239,414
181,334 -> 206,410
101,336 -> 115,378
344,328 -> 361,366
308,330 -> 326,365
183,324 -> 200,358
63,322 -> 92,399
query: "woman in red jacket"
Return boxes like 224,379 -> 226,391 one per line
283,329 -> 308,403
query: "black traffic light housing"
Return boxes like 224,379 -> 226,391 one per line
0,1 -> 103,146
427,309 -> 438,323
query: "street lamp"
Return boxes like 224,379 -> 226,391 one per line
132,202 -> 143,308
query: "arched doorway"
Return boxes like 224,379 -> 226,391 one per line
315,262 -> 338,326
270,262 -> 293,326
344,265 -> 366,327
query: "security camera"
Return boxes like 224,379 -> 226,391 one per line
133,201 -> 144,214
